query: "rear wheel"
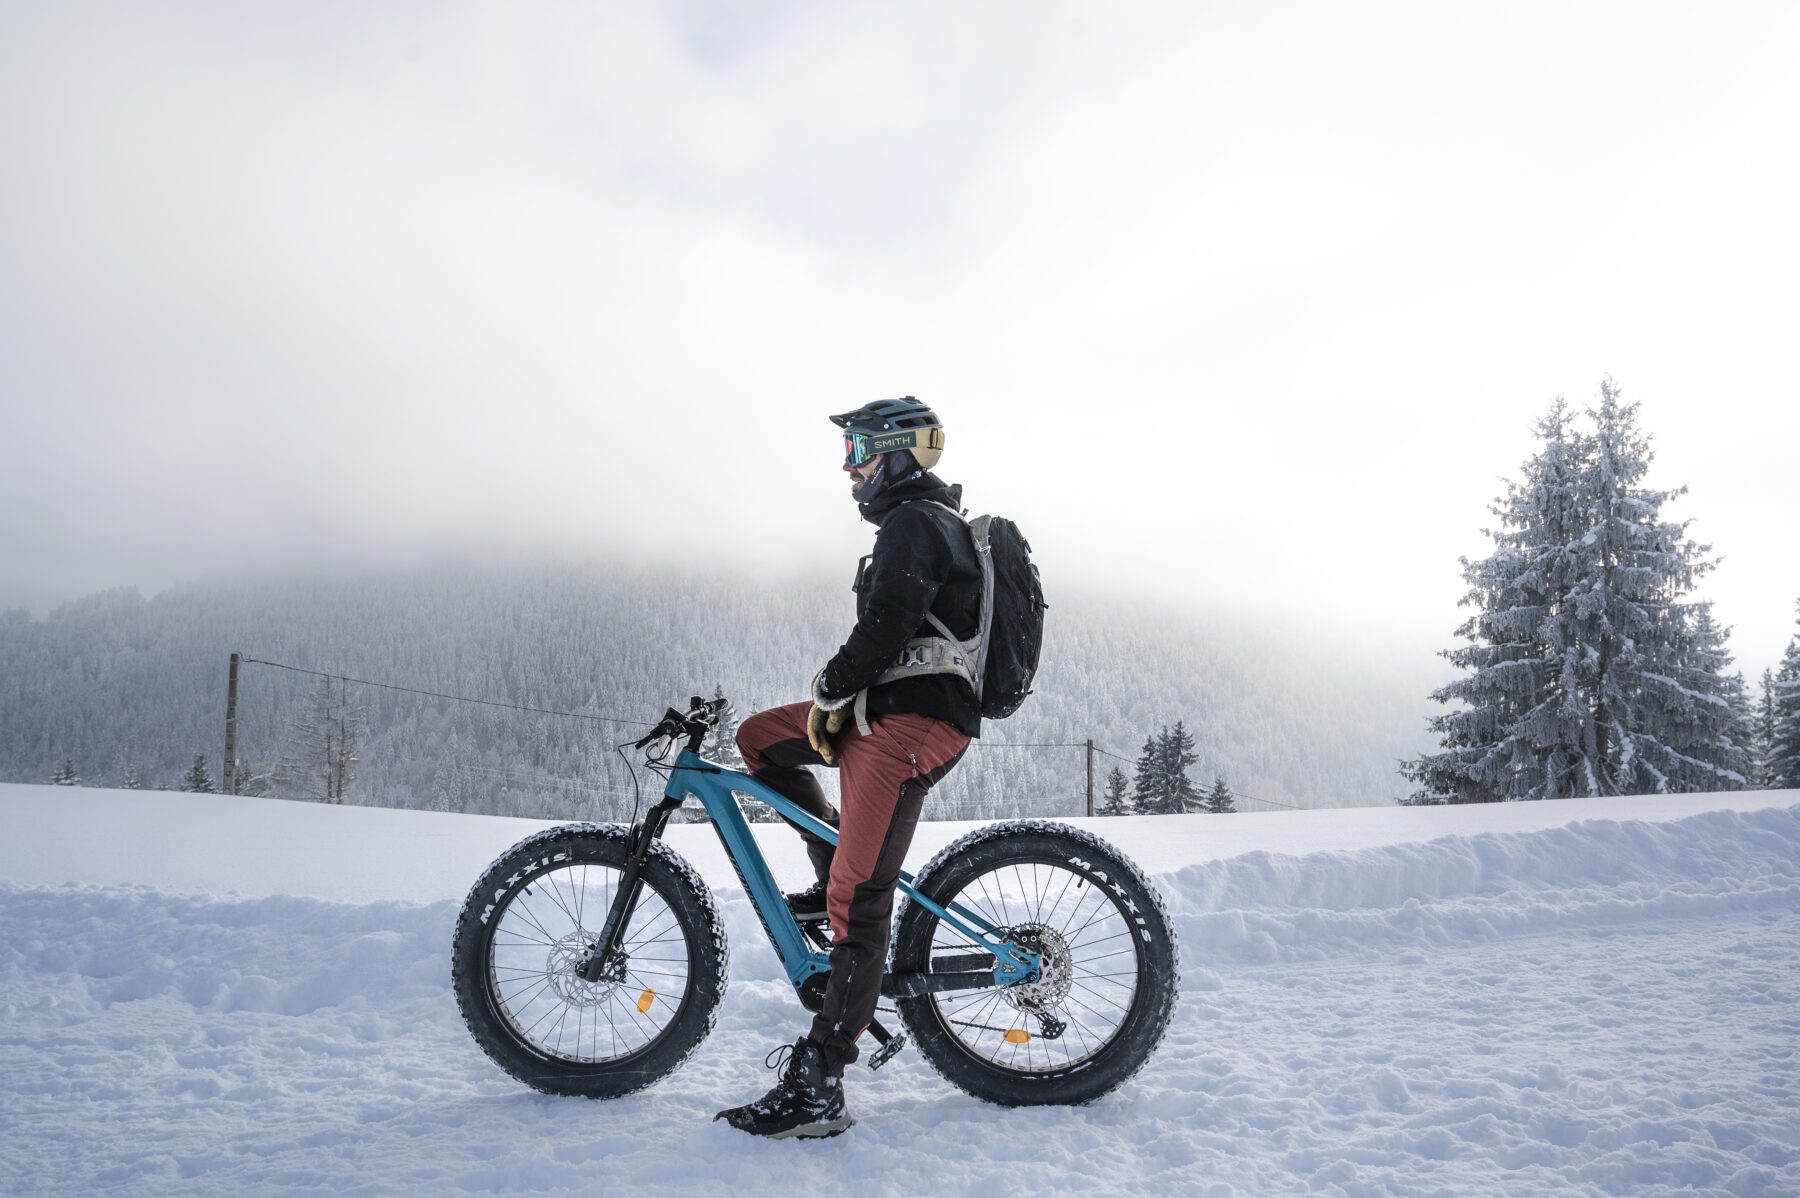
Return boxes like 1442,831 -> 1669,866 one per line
892,820 -> 1178,1106
451,824 -> 728,1098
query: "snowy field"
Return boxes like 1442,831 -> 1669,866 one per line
3,785 -> 1798,1197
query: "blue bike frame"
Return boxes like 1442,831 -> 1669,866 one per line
662,749 -> 1041,990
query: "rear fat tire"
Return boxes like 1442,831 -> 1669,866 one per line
891,820 -> 1179,1106
452,823 -> 728,1099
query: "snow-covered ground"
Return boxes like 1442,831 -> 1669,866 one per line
3,784 -> 1798,1196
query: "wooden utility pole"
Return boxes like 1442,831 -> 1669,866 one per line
1085,739 -> 1095,817
223,652 -> 240,795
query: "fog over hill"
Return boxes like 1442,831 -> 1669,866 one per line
0,564 -> 1448,815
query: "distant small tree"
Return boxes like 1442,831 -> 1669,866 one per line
1164,722 -> 1203,812
1131,726 -> 1203,813
1129,734 -> 1161,815
234,760 -> 274,798
121,765 -> 142,790
1097,766 -> 1130,816
180,753 -> 215,793
1773,602 -> 1800,789
276,673 -> 366,804
49,758 -> 79,786
1203,775 -> 1237,814
1752,669 -> 1779,788
700,685 -> 774,822
702,684 -> 743,767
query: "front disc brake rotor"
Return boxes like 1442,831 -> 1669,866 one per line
547,930 -> 618,1006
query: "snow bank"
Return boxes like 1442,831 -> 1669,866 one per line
1169,805 -> 1800,968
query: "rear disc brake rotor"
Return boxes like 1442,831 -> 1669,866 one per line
999,923 -> 1073,1012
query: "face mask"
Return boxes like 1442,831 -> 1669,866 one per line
851,453 -> 891,504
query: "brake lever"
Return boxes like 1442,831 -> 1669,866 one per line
633,709 -> 688,749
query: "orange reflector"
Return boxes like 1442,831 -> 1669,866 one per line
1003,1029 -> 1031,1044
636,989 -> 655,1014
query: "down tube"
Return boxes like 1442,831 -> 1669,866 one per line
672,761 -> 826,986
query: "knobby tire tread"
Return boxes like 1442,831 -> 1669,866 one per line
451,823 -> 729,1099
892,820 -> 1179,1107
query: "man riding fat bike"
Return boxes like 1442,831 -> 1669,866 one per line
716,397 -> 981,1139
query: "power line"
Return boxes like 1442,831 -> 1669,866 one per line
239,656 -> 651,730
968,741 -> 1088,750
1232,791 -> 1307,811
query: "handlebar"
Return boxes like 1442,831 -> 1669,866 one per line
633,695 -> 731,756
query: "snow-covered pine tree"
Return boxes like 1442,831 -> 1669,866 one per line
1657,604 -> 1751,790
122,765 -> 141,790
1564,381 -> 1731,793
276,673 -> 365,804
1406,398 -> 1586,802
49,758 -> 79,786
180,753 -> 214,793
1162,722 -> 1203,813
1098,766 -> 1130,816
1752,669 -> 1779,788
1129,734 -> 1161,815
1407,381 -> 1739,800
1772,602 -> 1800,789
1203,775 -> 1237,813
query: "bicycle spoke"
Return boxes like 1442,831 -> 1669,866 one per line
487,859 -> 689,1066
927,857 -> 1144,1074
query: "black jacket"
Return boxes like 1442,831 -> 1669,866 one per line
817,470 -> 984,738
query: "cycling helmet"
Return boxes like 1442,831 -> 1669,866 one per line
830,397 -> 945,470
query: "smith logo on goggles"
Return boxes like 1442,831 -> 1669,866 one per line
844,427 -> 946,467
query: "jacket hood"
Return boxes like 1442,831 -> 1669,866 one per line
859,469 -> 963,526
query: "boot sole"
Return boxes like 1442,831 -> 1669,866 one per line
767,1113 -> 855,1140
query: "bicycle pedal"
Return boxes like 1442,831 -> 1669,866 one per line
867,1033 -> 907,1072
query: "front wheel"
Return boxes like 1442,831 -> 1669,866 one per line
451,824 -> 728,1098
892,820 -> 1179,1106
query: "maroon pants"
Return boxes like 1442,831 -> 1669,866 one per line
736,701 -> 969,1074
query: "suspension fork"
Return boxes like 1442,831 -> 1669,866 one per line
577,795 -> 682,983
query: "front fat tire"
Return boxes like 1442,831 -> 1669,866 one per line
451,823 -> 728,1099
892,820 -> 1179,1107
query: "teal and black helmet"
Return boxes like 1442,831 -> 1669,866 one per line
831,397 -> 945,469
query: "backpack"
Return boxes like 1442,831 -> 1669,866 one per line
869,503 -> 1046,721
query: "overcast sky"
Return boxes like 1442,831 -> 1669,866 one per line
2,1 -> 1797,676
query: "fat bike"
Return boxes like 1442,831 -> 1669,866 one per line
451,696 -> 1180,1105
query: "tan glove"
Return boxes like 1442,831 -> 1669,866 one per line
806,670 -> 854,765
807,703 -> 849,765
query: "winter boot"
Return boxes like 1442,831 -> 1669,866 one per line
786,879 -> 829,924
714,1038 -> 852,1139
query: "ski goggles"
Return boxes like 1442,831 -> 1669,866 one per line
843,427 -> 945,467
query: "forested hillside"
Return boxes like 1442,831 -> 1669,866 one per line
0,565 -> 1444,817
